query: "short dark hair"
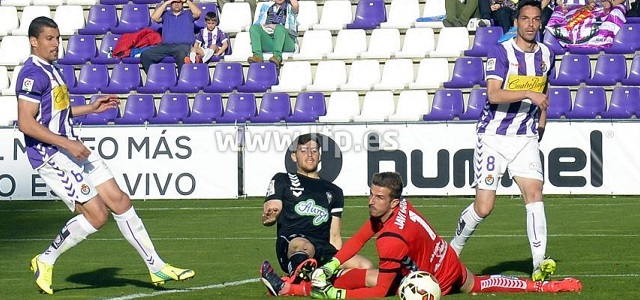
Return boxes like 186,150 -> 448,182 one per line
28,16 -> 58,39
515,0 -> 542,18
205,11 -> 218,23
293,133 -> 321,150
371,172 -> 403,200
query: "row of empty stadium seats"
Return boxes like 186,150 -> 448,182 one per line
3,53 -> 640,97
4,85 -> 637,127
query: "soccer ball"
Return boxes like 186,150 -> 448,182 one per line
398,271 -> 441,300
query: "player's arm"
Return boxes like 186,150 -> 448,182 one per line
329,215 -> 343,249
71,95 -> 119,117
262,199 -> 282,226
487,79 -> 549,109
334,220 -> 375,264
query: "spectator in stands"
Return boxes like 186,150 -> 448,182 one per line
141,0 -> 201,74
247,0 -> 299,68
218,0 -> 258,20
18,17 -> 194,295
444,0 -> 480,27
478,0 -> 517,33
186,11 -> 230,63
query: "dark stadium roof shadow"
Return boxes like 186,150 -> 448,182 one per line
62,267 -> 163,292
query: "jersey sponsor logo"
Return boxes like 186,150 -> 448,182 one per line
288,173 -> 304,197
22,78 -> 34,92
505,75 -> 546,93
294,199 -> 329,226
266,179 -> 275,197
486,58 -> 496,71
52,85 -> 70,111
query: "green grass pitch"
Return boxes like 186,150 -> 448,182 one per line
1,196 -> 638,300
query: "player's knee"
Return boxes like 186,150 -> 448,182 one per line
289,237 -> 314,253
474,202 -> 493,218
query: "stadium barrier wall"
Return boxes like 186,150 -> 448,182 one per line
1,121 -> 638,200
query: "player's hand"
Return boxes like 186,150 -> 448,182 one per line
311,257 -> 340,284
91,95 -> 119,114
527,91 -> 549,110
262,207 -> 280,226
65,140 -> 91,161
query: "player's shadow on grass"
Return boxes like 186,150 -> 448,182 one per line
61,267 -> 164,291
480,259 -> 533,276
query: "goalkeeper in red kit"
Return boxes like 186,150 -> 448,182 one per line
302,172 -> 582,299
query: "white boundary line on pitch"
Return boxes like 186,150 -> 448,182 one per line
2,233 -> 639,243
100,274 -> 640,300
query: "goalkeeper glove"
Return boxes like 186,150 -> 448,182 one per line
311,257 -> 341,285
311,284 -> 347,299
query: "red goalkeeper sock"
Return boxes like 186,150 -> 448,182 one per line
471,275 -> 542,293
333,268 -> 368,289
280,281 -> 311,296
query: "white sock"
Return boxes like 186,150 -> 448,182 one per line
202,48 -> 215,63
526,201 -> 547,268
113,207 -> 165,273
450,203 -> 484,256
40,214 -> 97,265
189,51 -> 196,63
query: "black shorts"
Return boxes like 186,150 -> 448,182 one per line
275,233 -> 338,273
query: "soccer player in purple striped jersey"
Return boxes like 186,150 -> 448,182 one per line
17,17 -> 194,295
450,0 -> 558,282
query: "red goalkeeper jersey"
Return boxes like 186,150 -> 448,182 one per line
335,199 -> 467,298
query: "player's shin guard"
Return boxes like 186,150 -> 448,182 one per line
40,214 -> 97,264
450,203 -> 484,255
526,201 -> 548,268
113,207 -> 165,272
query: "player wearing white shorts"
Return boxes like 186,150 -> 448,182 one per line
17,17 -> 194,295
449,1 -> 557,282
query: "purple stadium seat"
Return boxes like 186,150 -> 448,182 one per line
102,64 -> 142,94
443,57 -> 484,88
182,93 -> 223,124
56,64 -> 76,89
194,3 -> 220,30
236,62 -> 278,93
100,0 -> 128,4
564,87 -> 606,119
346,0 -> 386,30
137,63 -> 177,93
546,87 -> 572,119
604,23 -> 640,54
203,62 -> 244,93
216,93 -> 257,123
148,94 -> 190,124
69,65 -> 109,94
567,45 -> 602,55
621,55 -> 640,85
285,92 -> 326,122
133,0 -> 162,4
464,27 -> 503,57
601,87 -> 640,119
91,33 -> 121,64
69,95 -> 86,124
114,94 -> 156,124
78,5 -> 118,35
57,35 -> 97,65
170,63 -> 211,93
251,92 -> 291,123
423,89 -> 464,121
626,17 -> 640,23
83,95 -> 120,125
585,54 -> 626,86
542,31 -> 567,55
459,89 -> 487,120
111,4 -> 151,34
548,54 -> 590,86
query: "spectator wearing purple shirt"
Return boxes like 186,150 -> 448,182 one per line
18,17 -> 194,295
141,0 -> 202,74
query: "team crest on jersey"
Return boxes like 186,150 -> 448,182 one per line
326,192 -> 333,204
485,174 -> 495,186
486,58 -> 496,71
540,61 -> 547,73
22,78 -> 34,92
266,180 -> 275,197
80,184 -> 91,195
295,199 -> 329,226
